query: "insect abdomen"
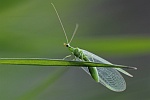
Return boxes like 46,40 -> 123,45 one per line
73,48 -> 99,82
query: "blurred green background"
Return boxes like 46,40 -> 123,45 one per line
0,0 -> 150,100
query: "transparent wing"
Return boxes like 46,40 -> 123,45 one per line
79,49 -> 129,92
81,49 -> 133,77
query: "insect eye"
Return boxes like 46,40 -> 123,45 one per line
66,44 -> 70,47
63,43 -> 70,47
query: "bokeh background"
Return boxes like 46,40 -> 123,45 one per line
0,0 -> 150,100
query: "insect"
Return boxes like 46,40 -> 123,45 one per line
51,3 -> 134,92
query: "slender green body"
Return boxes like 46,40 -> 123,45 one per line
65,43 -> 99,82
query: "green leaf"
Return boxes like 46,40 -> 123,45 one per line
0,58 -> 137,69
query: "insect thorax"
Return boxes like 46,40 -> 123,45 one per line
72,47 -> 89,61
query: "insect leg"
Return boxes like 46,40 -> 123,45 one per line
78,50 -> 84,61
63,55 -> 72,60
72,56 -> 77,61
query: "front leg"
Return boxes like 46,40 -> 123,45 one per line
77,50 -> 84,61
63,54 -> 72,60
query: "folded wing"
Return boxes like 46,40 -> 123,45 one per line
80,49 -> 131,92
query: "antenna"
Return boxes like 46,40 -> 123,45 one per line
69,24 -> 79,44
51,3 -> 69,43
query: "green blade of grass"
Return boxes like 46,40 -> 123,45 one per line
0,58 -> 137,70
